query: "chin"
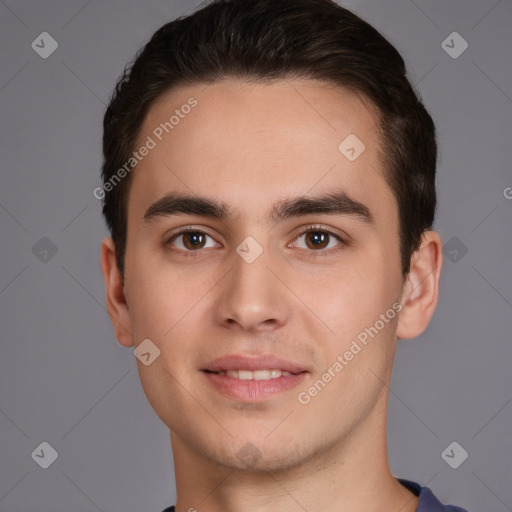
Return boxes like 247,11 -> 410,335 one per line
201,437 -> 320,475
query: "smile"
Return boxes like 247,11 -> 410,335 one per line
210,369 -> 293,380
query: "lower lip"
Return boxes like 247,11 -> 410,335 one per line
203,371 -> 307,401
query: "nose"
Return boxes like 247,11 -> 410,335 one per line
214,243 -> 291,333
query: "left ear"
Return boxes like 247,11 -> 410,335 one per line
396,230 -> 443,339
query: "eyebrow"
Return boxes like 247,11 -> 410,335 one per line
143,190 -> 373,225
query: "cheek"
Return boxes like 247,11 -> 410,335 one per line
128,275 -> 171,340
124,244 -> 203,339
302,265 -> 382,333
125,259 -> 220,381
303,258 -> 401,373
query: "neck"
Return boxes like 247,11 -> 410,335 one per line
170,395 -> 418,512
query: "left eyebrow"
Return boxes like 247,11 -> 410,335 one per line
269,190 -> 373,225
143,190 -> 373,225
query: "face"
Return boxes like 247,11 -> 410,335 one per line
116,78 -> 408,471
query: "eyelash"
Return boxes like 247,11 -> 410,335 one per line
164,224 -> 347,259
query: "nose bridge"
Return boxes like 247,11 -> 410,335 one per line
215,240 -> 288,331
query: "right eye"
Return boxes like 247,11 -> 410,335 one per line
165,229 -> 219,255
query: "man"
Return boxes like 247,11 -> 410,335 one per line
99,0 -> 468,510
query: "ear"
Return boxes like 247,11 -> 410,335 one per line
100,237 -> 134,347
396,230 -> 443,339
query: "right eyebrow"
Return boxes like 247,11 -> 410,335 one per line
143,194 -> 233,223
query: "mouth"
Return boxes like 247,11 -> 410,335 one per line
203,369 -> 296,380
202,355 -> 308,401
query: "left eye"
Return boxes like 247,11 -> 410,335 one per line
290,229 -> 343,251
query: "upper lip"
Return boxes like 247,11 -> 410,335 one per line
203,354 -> 307,374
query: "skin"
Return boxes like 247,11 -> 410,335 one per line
101,78 -> 443,512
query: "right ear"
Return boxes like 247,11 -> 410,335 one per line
100,237 -> 134,347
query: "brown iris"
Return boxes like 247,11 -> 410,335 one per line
305,231 -> 329,250
182,232 -> 207,250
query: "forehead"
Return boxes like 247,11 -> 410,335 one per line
128,78 -> 395,226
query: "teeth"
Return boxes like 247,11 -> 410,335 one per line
222,369 -> 293,380
254,370 -> 270,380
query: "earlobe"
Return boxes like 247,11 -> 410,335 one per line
396,230 -> 443,340
100,237 -> 134,347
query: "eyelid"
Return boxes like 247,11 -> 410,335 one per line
289,223 -> 348,244
165,224 -> 216,239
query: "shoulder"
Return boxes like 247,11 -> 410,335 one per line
398,478 -> 470,512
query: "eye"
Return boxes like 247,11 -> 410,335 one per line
166,229 -> 218,253
289,225 -> 345,253
164,224 -> 347,259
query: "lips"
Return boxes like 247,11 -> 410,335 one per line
202,354 -> 308,401
203,354 -> 306,374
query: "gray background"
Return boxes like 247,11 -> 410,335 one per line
1,0 -> 511,511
